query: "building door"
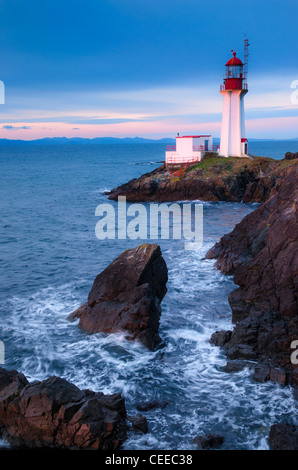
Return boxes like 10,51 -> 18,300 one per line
204,140 -> 209,151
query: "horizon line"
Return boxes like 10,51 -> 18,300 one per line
0,136 -> 298,143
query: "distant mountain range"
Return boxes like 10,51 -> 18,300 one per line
0,136 -> 297,145
0,137 -> 176,145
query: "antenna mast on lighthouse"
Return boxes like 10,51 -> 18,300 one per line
243,35 -> 250,88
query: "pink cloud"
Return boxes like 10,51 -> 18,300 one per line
0,115 -> 297,140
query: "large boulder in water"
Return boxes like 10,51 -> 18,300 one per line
0,367 -> 126,449
68,244 -> 168,350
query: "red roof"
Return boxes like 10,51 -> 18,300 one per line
225,51 -> 243,66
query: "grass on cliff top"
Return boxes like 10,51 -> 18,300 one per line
184,155 -> 278,178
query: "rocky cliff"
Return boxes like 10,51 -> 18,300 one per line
206,166 -> 298,386
108,155 -> 298,203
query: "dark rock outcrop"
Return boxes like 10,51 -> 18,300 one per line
206,167 -> 298,384
210,330 -> 232,348
127,414 -> 148,434
68,244 -> 168,350
108,157 -> 298,204
221,360 -> 255,373
136,398 -> 169,412
0,367 -> 126,449
285,152 -> 298,160
269,424 -> 298,450
193,434 -> 224,449
253,364 -> 287,385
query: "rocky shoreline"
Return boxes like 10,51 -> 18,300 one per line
1,155 -> 297,450
206,166 -> 298,388
205,165 -> 298,449
107,153 -> 298,449
108,152 -> 298,389
0,367 -> 127,449
108,154 -> 298,204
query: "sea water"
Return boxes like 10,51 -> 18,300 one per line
0,142 -> 297,450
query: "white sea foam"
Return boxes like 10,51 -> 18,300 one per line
1,219 -> 297,450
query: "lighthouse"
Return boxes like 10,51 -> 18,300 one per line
219,46 -> 249,157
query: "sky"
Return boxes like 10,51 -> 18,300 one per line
0,0 -> 298,140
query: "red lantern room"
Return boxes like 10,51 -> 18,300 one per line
221,51 -> 246,91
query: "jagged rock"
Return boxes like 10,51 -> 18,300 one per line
0,367 -> 126,449
207,167 -> 298,384
210,330 -> 232,348
127,414 -> 148,434
269,424 -> 298,450
136,399 -> 169,412
269,368 -> 287,385
68,244 -> 168,350
193,434 -> 224,449
285,152 -> 298,160
253,364 -> 271,383
222,361 -> 255,373
227,344 -> 257,361
0,368 -> 28,403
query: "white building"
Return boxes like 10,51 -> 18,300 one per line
219,50 -> 248,157
165,135 -> 215,166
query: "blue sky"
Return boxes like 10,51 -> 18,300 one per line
0,0 -> 298,139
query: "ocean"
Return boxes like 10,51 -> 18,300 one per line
0,140 -> 297,450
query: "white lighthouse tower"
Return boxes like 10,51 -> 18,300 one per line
219,43 -> 249,157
